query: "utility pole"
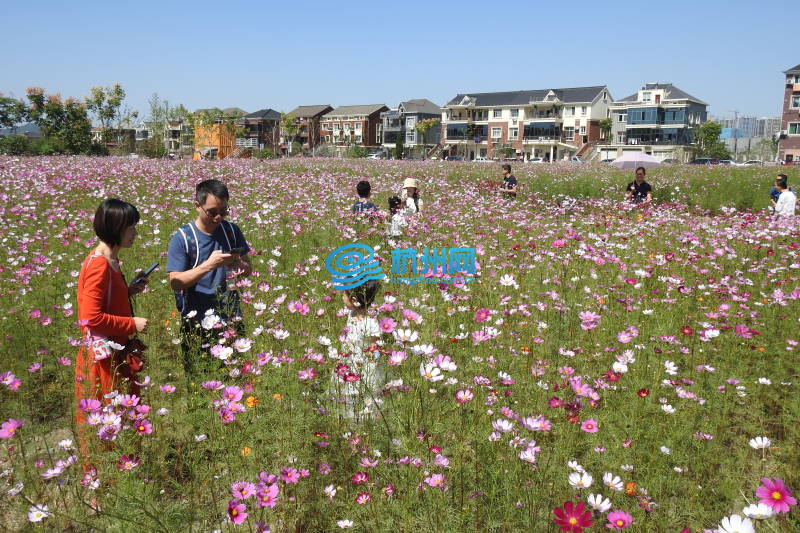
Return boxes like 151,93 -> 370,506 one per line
730,110 -> 739,160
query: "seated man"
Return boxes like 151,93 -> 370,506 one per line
625,166 -> 652,206
774,177 -> 796,217
352,180 -> 377,213
770,173 -> 792,212
499,164 -> 517,199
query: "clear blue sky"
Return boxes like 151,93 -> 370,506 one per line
1,0 -> 797,120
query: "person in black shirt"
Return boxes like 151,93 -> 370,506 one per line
625,166 -> 652,206
500,164 -> 517,198
352,180 -> 377,213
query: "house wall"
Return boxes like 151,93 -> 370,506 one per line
779,76 -> 800,161
195,124 -> 235,159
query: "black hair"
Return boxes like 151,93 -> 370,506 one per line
776,178 -> 788,189
356,180 -> 371,199
347,279 -> 380,309
502,164 -> 511,173
635,167 -> 646,174
196,179 -> 229,205
388,195 -> 402,214
93,198 -> 140,247
777,173 -> 788,182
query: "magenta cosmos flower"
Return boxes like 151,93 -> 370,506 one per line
379,318 -> 397,333
227,499 -> 248,524
606,510 -> 633,529
580,419 -> 599,433
553,501 -> 593,532
0,419 -> 25,439
756,478 -> 797,514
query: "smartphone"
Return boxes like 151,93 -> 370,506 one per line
229,247 -> 247,255
133,262 -> 159,284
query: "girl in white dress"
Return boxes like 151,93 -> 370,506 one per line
331,280 -> 384,421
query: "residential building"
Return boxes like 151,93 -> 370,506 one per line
440,86 -> 611,161
320,104 -> 388,148
778,63 -> 800,163
381,99 -> 441,155
237,109 -> 281,150
606,83 -> 707,162
285,105 -> 333,152
194,123 -> 235,160
718,115 -> 782,161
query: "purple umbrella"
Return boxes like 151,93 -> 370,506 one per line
610,151 -> 661,169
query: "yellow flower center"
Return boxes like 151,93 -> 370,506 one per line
616,520 -> 625,526
772,491 -> 782,500
568,517 -> 577,525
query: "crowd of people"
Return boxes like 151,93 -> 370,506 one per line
76,166 -> 796,437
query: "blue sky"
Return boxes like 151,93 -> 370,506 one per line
1,0 -> 797,120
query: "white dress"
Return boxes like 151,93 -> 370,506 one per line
332,313 -> 384,419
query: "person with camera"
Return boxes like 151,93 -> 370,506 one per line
76,199 -> 150,429
167,179 -> 251,379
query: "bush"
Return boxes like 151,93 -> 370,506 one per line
0,135 -> 32,155
87,142 -> 109,156
32,137 -> 66,155
345,145 -> 368,158
253,148 -> 276,159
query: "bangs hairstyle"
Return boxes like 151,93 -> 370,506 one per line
93,199 -> 140,246
196,179 -> 230,205
347,279 -> 380,308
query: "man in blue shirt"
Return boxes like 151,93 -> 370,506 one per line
352,180 -> 377,213
167,179 -> 251,375
770,173 -> 790,212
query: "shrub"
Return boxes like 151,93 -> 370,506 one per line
0,135 -> 32,155
253,148 -> 276,159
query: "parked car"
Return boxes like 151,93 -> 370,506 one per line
528,157 -> 545,164
569,156 -> 584,163
661,158 -> 679,164
444,156 -> 464,161
741,160 -> 764,166
718,159 -> 735,165
473,156 -> 492,163
366,153 -> 384,160
690,158 -> 719,165
600,158 -> 615,163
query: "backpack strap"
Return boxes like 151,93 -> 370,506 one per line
221,221 -> 237,250
177,223 -> 200,269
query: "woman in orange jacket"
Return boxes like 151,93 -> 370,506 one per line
75,199 -> 150,428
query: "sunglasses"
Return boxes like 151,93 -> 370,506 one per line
198,205 -> 229,218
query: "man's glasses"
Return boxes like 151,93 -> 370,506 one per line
199,205 -> 229,218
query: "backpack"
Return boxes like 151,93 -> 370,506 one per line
173,221 -> 238,313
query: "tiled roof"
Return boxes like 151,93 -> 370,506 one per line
243,109 -> 281,120
324,104 -> 388,117
400,99 -> 441,115
288,105 -> 333,118
444,86 -> 607,107
785,64 -> 800,75
617,83 -> 707,105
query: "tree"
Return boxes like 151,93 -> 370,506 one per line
394,135 -> 404,159
0,96 -> 28,128
599,118 -> 613,142
281,113 -> 299,156
415,118 -> 440,159
85,83 -> 126,143
26,88 -> 92,154
693,121 -> 730,159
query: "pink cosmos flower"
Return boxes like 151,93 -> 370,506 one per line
298,367 -> 317,381
222,386 -> 243,402
117,455 -> 140,471
231,481 -> 256,500
120,394 -> 140,407
355,492 -> 372,504
0,419 -> 25,439
474,308 -> 491,322
580,419 -> 599,433
160,384 -> 176,394
455,389 -> 474,403
28,363 -> 42,373
351,472 -> 369,485
227,499 -> 248,524
552,239 -> 567,248
424,473 -> 446,488
755,478 -> 797,514
379,318 -> 397,333
202,380 -> 224,390
58,357 -> 71,366
281,467 -> 300,483
606,510 -> 633,529
135,419 -> 153,435
256,484 -> 279,508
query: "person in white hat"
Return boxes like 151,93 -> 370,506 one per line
400,177 -> 423,214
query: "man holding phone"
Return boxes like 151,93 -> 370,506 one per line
167,179 -> 251,375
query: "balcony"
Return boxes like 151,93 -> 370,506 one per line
794,84 -> 800,92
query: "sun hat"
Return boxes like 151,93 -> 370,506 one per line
403,178 -> 418,189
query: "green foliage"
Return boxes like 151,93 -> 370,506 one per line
137,137 -> 168,158
0,96 -> 28,128
0,135 -> 32,155
85,83 -> 126,143
253,147 -> 276,159
24,87 -> 93,154
345,145 -> 368,158
693,121 -> 731,159
394,135 -> 404,159
599,118 -> 613,140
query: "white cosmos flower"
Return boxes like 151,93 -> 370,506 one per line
718,514 -> 754,533
567,460 -> 584,472
587,493 -> 611,513
393,329 -> 419,343
612,361 -> 629,374
499,274 -> 517,287
337,519 -> 353,529
757,377 -> 771,385
324,484 -> 337,500
568,472 -> 593,490
272,329 -> 290,340
491,419 -> 514,433
664,360 -> 678,375
741,503 -> 773,519
748,436 -> 771,449
28,504 -> 51,522
419,363 -> 443,382
661,404 -> 676,414
603,472 -> 624,491
660,446 -> 671,455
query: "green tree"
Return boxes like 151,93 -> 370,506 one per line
26,88 -> 92,154
345,145 -> 368,158
394,134 -> 404,159
0,96 -> 28,128
85,83 -> 126,143
599,118 -> 613,142
415,118 -> 440,159
693,121 -> 731,159
281,113 -> 299,156
0,135 -> 32,155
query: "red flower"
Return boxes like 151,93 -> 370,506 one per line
553,501 -> 593,532
637,388 -> 649,398
680,326 -> 693,335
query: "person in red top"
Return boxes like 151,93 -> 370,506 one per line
76,199 -> 150,428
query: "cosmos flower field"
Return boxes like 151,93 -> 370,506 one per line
0,156 -> 798,532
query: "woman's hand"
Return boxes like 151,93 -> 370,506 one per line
133,317 -> 149,333
128,275 -> 148,296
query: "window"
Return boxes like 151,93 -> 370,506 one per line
510,109 -> 519,118
643,92 -> 652,102
355,135 -> 362,143
493,109 -> 502,118
376,130 -> 381,143
565,106 -> 575,116
324,135 -> 330,142
406,117 -> 416,128
405,131 -> 415,143
492,127 -> 502,139
792,95 -> 800,108
355,122 -> 362,131
580,126 -> 586,136
509,127 -> 518,140
617,133 -> 626,143
334,124 -> 340,130
581,106 -> 587,116
789,123 -> 800,135
563,127 -> 574,140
